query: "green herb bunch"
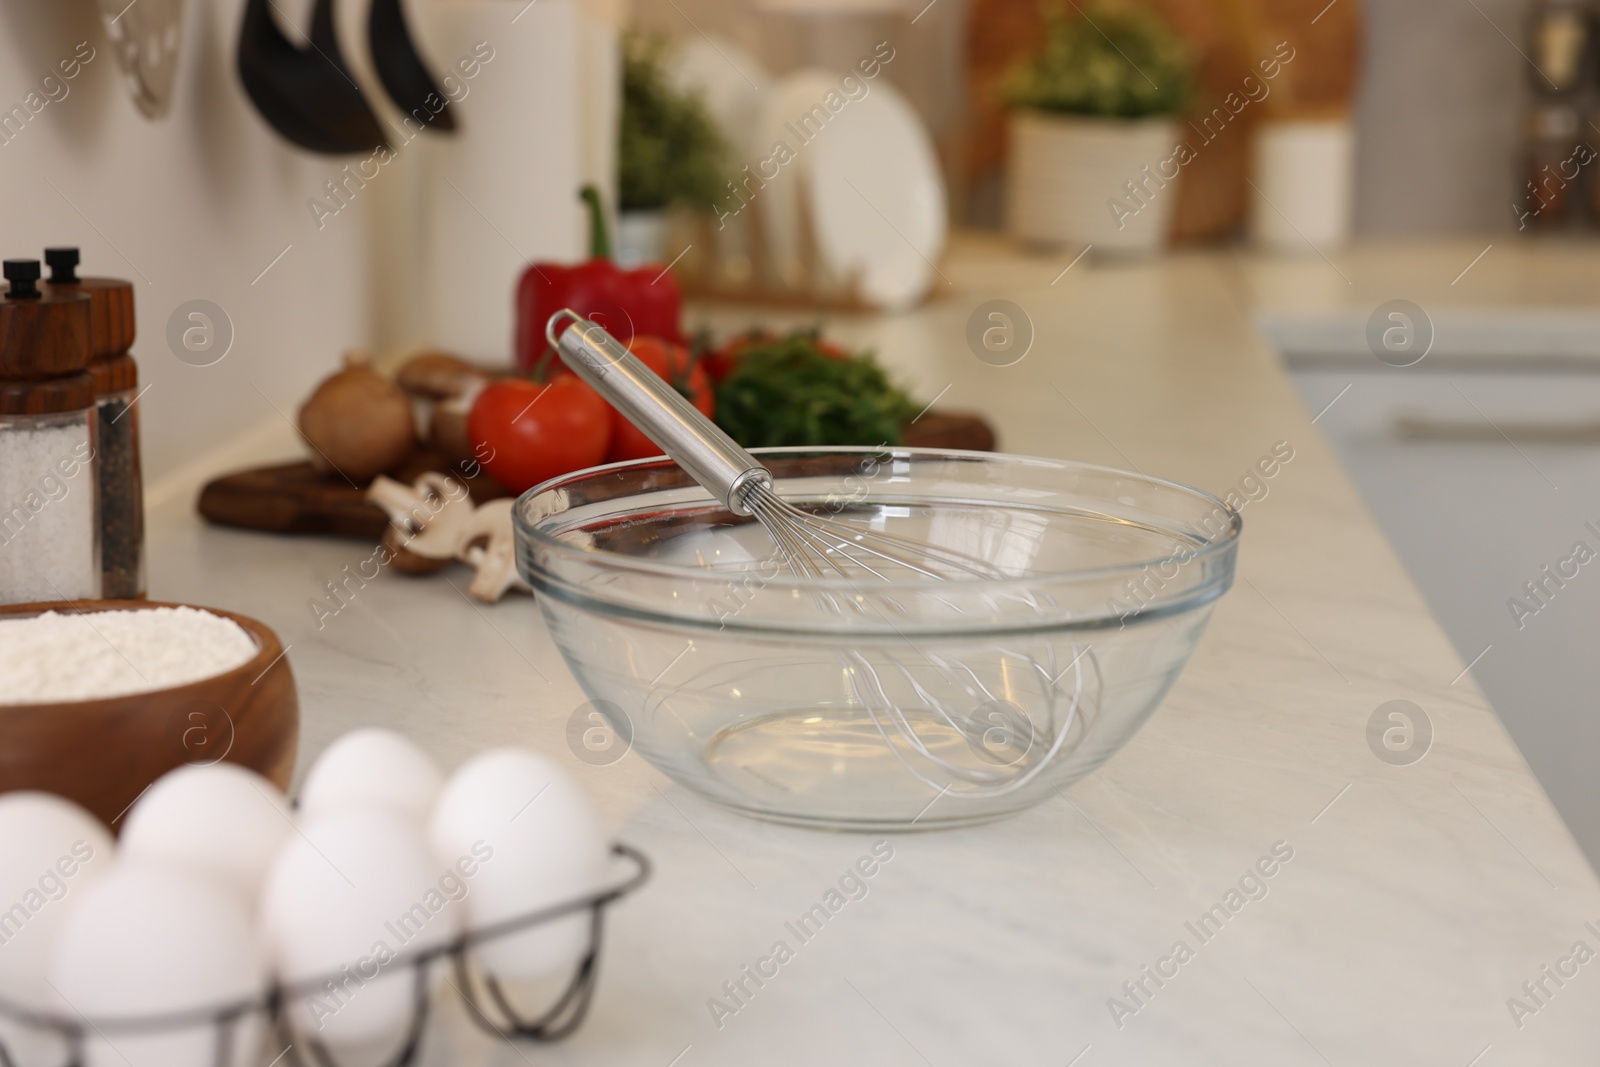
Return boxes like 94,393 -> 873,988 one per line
1004,1 -> 1193,119
714,333 -> 919,448
619,33 -> 729,212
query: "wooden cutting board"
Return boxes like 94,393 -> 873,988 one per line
197,411 -> 998,541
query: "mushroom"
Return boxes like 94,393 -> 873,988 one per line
428,392 -> 482,469
298,351 -> 416,484
365,474 -> 531,602
393,352 -> 491,465
381,524 -> 451,575
457,499 -> 529,602
367,473 -> 475,574
396,351 -> 487,400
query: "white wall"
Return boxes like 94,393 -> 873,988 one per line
410,0 -> 617,362
0,0 -> 613,484
0,1 -> 374,482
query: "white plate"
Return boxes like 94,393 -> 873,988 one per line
666,35 -> 770,160
749,70 -> 841,289
804,78 -> 946,310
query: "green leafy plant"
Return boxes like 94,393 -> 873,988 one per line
714,333 -> 919,448
1004,1 -> 1193,119
619,34 -> 729,212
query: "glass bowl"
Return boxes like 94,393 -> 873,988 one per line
514,448 -> 1239,831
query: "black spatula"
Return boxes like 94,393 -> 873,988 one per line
368,0 -> 456,132
238,0 -> 388,154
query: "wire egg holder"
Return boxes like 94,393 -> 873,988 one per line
0,843 -> 649,1067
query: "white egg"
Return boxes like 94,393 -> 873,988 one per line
49,864 -> 266,1067
429,748 -> 608,981
119,763 -> 292,905
0,792 -> 113,1067
260,808 -> 460,1054
298,728 -> 443,824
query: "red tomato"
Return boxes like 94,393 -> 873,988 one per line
467,377 -> 611,493
703,332 -> 773,384
703,332 -> 848,383
597,337 -> 714,463
605,337 -> 713,462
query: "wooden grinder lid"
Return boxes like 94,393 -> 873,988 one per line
44,248 -> 135,361
0,259 -> 91,379
0,371 -> 94,415
90,352 -> 138,394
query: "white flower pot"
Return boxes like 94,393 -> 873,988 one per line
1007,112 -> 1180,253
615,210 -> 669,267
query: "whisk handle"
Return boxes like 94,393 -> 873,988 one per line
549,310 -> 772,515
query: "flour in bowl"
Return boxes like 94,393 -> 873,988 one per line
0,607 -> 260,703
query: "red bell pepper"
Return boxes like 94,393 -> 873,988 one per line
515,185 -> 684,370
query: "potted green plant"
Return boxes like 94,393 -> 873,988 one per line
1003,1 -> 1193,252
617,33 -> 729,266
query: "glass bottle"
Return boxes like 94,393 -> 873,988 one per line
44,248 -> 143,599
1517,104 -> 1588,232
0,259 -> 98,605
1528,0 -> 1595,96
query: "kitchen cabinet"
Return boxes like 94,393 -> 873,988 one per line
1278,323 -> 1600,867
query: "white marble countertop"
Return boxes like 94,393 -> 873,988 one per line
147,236 -> 1600,1066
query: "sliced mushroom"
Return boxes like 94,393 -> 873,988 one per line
457,498 -> 530,602
365,473 -> 531,602
382,524 -> 451,574
367,473 -> 475,560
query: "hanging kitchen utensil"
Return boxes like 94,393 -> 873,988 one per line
368,0 -> 457,132
97,0 -> 186,119
237,0 -> 388,154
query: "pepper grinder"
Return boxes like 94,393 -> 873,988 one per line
44,248 -> 144,599
1518,104 -> 1588,230
0,259 -> 98,606
1529,0 -> 1595,94
1517,0 -> 1598,231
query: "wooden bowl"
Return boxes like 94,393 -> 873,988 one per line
0,600 -> 299,830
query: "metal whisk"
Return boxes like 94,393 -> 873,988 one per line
548,312 -> 1093,796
